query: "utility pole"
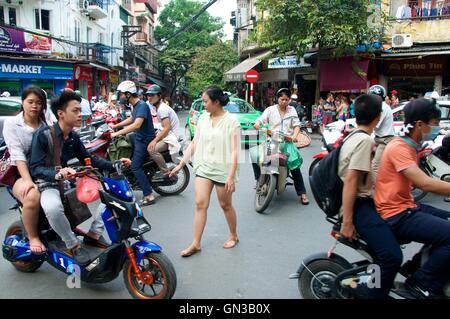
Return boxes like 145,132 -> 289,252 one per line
121,25 -> 142,71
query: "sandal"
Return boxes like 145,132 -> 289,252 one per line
139,197 -> 155,207
223,238 -> 239,249
300,195 -> 310,205
181,245 -> 201,257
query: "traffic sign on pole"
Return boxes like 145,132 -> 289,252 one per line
245,69 -> 259,83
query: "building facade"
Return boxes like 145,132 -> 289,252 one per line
379,0 -> 450,99
0,0 -> 161,100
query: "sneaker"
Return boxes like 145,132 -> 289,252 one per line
152,171 -> 167,180
72,245 -> 91,265
404,277 -> 447,299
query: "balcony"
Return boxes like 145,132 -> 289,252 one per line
87,0 -> 108,20
386,1 -> 450,43
133,0 -> 158,14
122,0 -> 132,12
78,44 -> 109,64
135,31 -> 149,43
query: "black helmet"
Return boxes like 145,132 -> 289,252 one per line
368,85 -> 387,98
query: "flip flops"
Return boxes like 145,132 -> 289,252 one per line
180,246 -> 202,257
223,238 -> 239,249
139,197 -> 156,207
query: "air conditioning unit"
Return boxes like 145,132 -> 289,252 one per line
392,34 -> 413,48
79,0 -> 89,12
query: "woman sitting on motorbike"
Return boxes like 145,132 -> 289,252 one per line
253,88 -> 310,205
2,86 -> 53,254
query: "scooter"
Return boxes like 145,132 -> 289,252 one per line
254,130 -> 298,213
83,124 -> 191,197
412,137 -> 450,201
289,215 -> 450,299
2,162 -> 177,299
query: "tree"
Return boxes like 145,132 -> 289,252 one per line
155,0 -> 224,99
255,0 -> 385,99
186,41 -> 239,96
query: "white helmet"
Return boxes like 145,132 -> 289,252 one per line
111,94 -> 118,101
117,80 -> 137,94
1,91 -> 11,97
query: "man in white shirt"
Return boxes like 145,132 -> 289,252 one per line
368,85 -> 395,180
145,85 -> 181,177
76,90 -> 92,127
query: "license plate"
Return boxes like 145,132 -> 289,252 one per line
242,130 -> 259,136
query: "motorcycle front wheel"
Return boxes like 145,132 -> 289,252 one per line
254,174 -> 277,213
123,251 -> 177,299
298,259 -> 350,299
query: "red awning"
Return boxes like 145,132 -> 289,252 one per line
320,57 -> 370,92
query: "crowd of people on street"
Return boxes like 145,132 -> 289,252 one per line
1,78 -> 449,299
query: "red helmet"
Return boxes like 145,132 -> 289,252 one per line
76,175 -> 101,204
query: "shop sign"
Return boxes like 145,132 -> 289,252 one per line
268,56 -> 311,69
0,26 -> 52,55
383,56 -> 447,76
74,65 -> 93,81
0,59 -> 73,80
110,71 -> 119,85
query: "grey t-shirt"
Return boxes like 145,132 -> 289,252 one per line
156,102 -> 179,134
338,131 -> 374,198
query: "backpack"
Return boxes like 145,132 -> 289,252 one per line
108,135 -> 133,161
309,130 -> 369,217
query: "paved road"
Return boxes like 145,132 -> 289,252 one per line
0,111 -> 447,299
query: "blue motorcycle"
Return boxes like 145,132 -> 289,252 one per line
2,162 -> 177,299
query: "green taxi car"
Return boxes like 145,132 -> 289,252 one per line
185,97 -> 262,146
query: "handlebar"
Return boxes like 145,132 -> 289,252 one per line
257,129 -> 294,142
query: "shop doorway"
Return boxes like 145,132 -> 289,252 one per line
296,75 -> 316,120
388,77 -> 435,100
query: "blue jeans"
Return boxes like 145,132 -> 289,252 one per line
129,134 -> 153,197
353,198 -> 403,299
386,204 -> 450,294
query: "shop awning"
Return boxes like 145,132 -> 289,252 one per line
381,44 -> 450,57
147,75 -> 167,88
257,69 -> 289,83
89,62 -> 110,71
225,51 -> 270,82
320,57 -> 369,92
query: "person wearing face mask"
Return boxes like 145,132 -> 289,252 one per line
374,98 -> 450,299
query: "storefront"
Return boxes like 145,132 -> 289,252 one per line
379,55 -> 448,99
66,63 -> 110,101
0,58 -> 73,98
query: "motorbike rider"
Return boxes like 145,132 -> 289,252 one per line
145,85 -> 181,177
369,85 -> 395,181
253,88 -> 310,205
29,90 -> 130,265
110,80 -> 157,206
338,94 -> 402,299
374,98 -> 450,298
75,90 -> 91,127
290,94 -> 306,120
